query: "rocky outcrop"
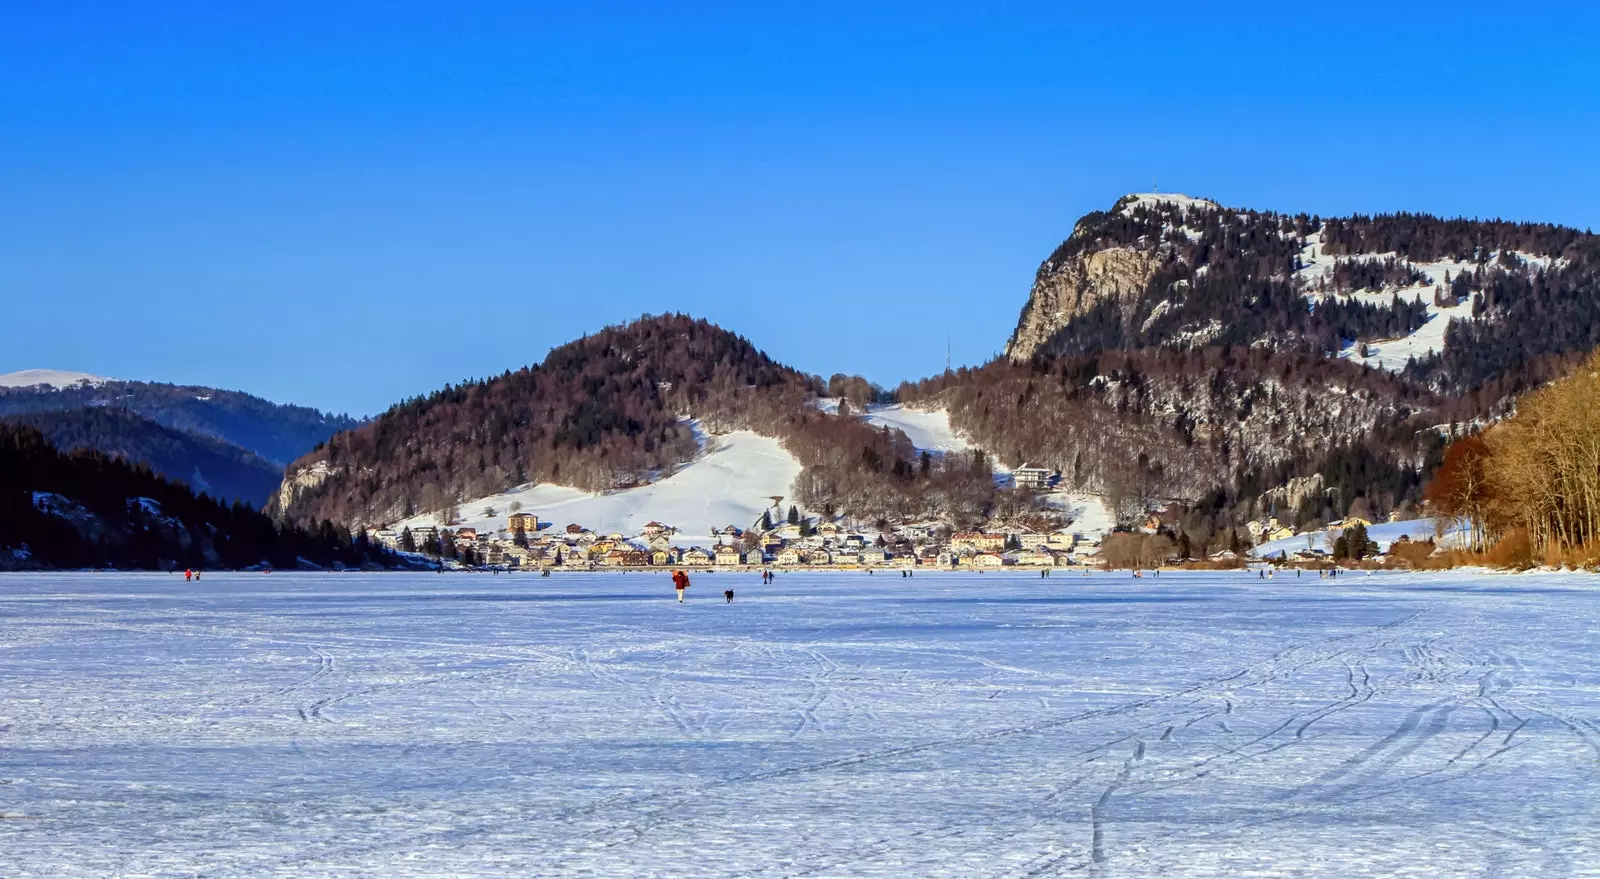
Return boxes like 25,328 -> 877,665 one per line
1004,246 -> 1160,361
273,460 -> 335,517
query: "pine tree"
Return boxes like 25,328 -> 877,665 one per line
787,505 -> 800,526
399,527 -> 416,552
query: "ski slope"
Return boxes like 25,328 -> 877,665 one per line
395,429 -> 800,540
3,569 -> 1597,877
859,403 -> 973,454
0,369 -> 111,390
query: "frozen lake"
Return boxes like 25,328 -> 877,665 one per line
2,570 -> 1598,877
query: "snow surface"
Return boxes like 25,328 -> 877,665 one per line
0,368 -> 111,390
396,429 -> 801,540
3,569 -> 1598,877
859,403 -> 973,455
1251,518 -> 1464,558
1117,192 -> 1221,216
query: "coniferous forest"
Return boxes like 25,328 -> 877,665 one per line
0,422 -> 399,570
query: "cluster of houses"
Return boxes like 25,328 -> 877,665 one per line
368,511 -> 1098,571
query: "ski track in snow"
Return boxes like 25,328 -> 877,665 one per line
1,570 -> 1598,877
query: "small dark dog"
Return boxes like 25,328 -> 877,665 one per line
724,589 -> 735,603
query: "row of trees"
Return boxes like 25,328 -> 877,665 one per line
1426,347 -> 1600,562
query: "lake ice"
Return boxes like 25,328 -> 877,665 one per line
2,570 -> 1597,877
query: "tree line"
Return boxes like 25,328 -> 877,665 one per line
0,422 -> 396,570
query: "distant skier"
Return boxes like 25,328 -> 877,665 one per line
724,589 -> 734,603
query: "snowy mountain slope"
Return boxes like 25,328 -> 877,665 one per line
1295,233 -> 1564,372
0,369 -> 112,390
1115,192 -> 1220,216
855,403 -> 974,455
394,429 -> 801,541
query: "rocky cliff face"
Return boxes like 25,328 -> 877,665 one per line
1005,246 -> 1160,360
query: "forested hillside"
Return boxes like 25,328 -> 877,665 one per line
4,407 -> 283,507
273,315 -> 995,529
0,423 -> 397,570
1009,194 -> 1600,401
0,380 -> 359,466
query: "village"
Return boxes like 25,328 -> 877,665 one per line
365,498 -> 1411,572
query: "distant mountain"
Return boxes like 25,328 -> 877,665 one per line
0,377 -> 360,467
0,422 -> 399,571
0,369 -> 113,390
2,407 -> 284,508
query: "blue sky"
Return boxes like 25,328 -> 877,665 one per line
3,1 -> 1598,416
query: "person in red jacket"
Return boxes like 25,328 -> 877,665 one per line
672,570 -> 690,603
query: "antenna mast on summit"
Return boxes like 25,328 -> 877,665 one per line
946,336 -> 952,374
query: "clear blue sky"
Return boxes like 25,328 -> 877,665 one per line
3,1 -> 1597,416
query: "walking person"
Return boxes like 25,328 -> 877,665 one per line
673,570 -> 690,603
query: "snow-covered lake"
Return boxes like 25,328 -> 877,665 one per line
3,570 -> 1597,877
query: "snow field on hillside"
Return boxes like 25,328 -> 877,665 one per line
4,570 -> 1598,877
0,369 -> 112,390
396,428 -> 801,541
1295,234 -> 1563,372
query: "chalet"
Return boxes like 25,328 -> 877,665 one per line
482,544 -> 506,566
1012,464 -> 1054,490
650,548 -> 679,567
621,550 -> 651,567
972,552 -> 1007,568
681,547 -> 714,566
507,513 -> 540,533
859,546 -> 886,566
831,551 -> 859,566
453,527 -> 478,541
606,532 -> 626,542
772,524 -> 803,539
743,548 -> 765,566
896,523 -> 936,542
1012,549 -> 1054,567
817,521 -> 841,537
642,521 -> 672,537
843,533 -> 866,548
721,525 -> 743,538
776,547 -> 803,566
373,528 -> 398,548
647,534 -> 674,551
565,523 -> 586,535
935,551 -> 954,567
760,532 -> 786,550
1333,517 -> 1375,530
1267,526 -> 1296,542
601,549 -> 628,567
1017,532 -> 1049,549
951,532 -> 1006,552
804,549 -> 832,566
714,546 -> 742,566
589,540 -> 617,557
503,545 -> 533,566
1046,531 -> 1077,551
